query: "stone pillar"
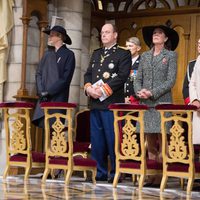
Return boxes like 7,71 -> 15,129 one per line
79,0 -> 92,109
56,0 -> 84,108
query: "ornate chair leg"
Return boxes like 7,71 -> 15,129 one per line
132,174 -> 137,185
42,168 -> 50,183
160,175 -> 168,192
83,170 -> 87,180
138,174 -> 145,190
65,170 -> 73,185
3,166 -> 10,180
113,172 -> 120,188
187,177 -> 194,195
24,166 -> 31,181
180,178 -> 185,190
91,169 -> 96,184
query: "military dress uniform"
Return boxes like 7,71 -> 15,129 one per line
124,56 -> 140,103
84,44 -> 131,180
182,59 -> 196,105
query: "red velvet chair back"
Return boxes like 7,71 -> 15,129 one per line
74,109 -> 90,143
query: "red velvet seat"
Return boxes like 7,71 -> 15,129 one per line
156,104 -> 197,194
109,103 -> 162,189
0,102 -> 45,181
10,151 -> 45,163
40,102 -> 97,184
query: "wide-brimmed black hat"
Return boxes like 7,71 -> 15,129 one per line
43,25 -> 72,45
142,25 -> 179,50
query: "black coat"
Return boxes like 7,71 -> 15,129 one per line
182,59 -> 196,103
84,44 -> 131,110
32,45 -> 75,127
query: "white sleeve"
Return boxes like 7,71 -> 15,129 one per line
189,55 -> 200,102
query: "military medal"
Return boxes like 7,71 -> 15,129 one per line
111,73 -> 117,78
108,63 -> 114,69
133,69 -> 137,81
103,72 -> 110,79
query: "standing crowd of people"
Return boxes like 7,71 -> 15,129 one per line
32,22 -> 200,185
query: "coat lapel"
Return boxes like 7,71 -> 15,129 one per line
152,48 -> 168,66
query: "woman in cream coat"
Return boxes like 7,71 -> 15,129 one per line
189,55 -> 200,144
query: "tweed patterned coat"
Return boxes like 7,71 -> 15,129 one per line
134,48 -> 177,133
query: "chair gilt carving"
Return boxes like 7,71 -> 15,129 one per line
41,102 -> 97,184
0,102 -> 45,181
109,103 -> 162,189
155,104 -> 197,195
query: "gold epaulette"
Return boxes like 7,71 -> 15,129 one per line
118,45 -> 128,50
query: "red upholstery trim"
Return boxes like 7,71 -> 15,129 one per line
74,157 -> 97,167
0,101 -> 35,108
48,156 -> 97,167
155,104 -> 197,110
40,102 -> 77,108
32,152 -> 46,163
10,151 -> 45,163
167,162 -> 200,173
184,97 -> 190,105
109,103 -> 149,110
49,157 -> 68,165
119,159 -> 162,170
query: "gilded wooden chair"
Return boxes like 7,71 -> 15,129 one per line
109,103 -> 162,189
0,102 -> 45,181
155,104 -> 197,195
41,102 -> 97,184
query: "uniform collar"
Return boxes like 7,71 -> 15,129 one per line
104,43 -> 117,50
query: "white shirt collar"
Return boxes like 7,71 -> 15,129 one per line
132,55 -> 139,65
105,43 -> 117,50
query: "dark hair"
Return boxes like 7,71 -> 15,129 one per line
164,39 -> 172,50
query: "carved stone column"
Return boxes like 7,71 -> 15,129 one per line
17,16 -> 31,96
56,0 -> 84,108
38,21 -> 49,60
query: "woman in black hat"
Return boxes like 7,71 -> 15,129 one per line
134,25 -> 179,186
32,25 -> 75,134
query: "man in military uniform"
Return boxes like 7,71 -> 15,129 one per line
84,23 -> 131,183
124,37 -> 141,104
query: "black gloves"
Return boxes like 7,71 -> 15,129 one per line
39,91 -> 49,102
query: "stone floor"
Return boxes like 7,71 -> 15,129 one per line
0,175 -> 200,200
